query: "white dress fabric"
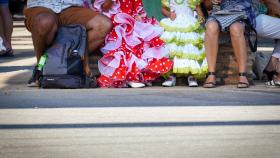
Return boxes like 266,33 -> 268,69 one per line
160,0 -> 208,77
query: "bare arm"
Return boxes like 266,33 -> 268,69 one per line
262,0 -> 280,16
161,6 -> 171,17
101,0 -> 113,12
195,4 -> 205,22
203,0 -> 213,11
161,6 -> 176,20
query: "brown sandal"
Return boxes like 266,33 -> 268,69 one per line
203,72 -> 216,88
237,73 -> 250,88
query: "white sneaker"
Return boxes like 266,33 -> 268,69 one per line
127,82 -> 146,88
187,76 -> 198,87
162,76 -> 176,87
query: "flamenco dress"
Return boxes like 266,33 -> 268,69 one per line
92,0 -> 173,88
160,0 -> 208,78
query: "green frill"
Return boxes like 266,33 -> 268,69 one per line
161,36 -> 204,49
173,65 -> 208,78
188,0 -> 201,10
169,51 -> 205,61
160,20 -> 201,33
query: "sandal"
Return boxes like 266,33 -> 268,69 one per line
203,72 -> 216,88
237,73 -> 250,88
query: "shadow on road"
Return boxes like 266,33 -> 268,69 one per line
0,66 -> 34,73
1,120 -> 280,129
0,50 -> 34,64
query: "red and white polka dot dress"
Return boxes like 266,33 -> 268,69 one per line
93,0 -> 173,88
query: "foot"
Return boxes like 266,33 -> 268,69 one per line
203,72 -> 216,88
145,82 -> 153,87
263,69 -> 276,81
127,82 -> 146,88
27,66 -> 41,87
0,48 -> 14,57
162,75 -> 176,87
85,73 -> 98,88
237,73 -> 250,88
187,76 -> 198,87
265,75 -> 280,87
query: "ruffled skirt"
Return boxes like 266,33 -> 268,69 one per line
160,14 -> 207,77
98,13 -> 173,88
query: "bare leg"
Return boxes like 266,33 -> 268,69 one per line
229,22 -> 249,87
204,21 -> 220,87
265,56 -> 278,72
0,6 -> 13,50
0,14 -> 5,47
84,14 -> 112,76
275,59 -> 280,81
30,13 -> 58,62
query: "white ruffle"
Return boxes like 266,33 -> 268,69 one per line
173,58 -> 199,68
98,51 -> 149,77
167,43 -> 205,55
161,31 -> 204,42
160,14 -> 198,29
201,58 -> 208,68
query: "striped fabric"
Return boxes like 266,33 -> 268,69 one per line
212,11 -> 247,31
27,0 -> 85,13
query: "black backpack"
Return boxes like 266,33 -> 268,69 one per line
40,25 -> 87,89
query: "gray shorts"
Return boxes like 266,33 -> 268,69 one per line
256,14 -> 280,59
205,16 -> 245,32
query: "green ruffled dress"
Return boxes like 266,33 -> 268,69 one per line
160,0 -> 208,78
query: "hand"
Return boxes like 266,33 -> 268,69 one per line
102,0 -> 113,12
135,15 -> 143,21
211,0 -> 221,5
198,16 -> 205,23
169,12 -> 176,21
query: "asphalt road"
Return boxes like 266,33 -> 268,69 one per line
1,87 -> 280,158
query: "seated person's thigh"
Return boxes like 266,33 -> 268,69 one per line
24,7 -> 58,32
256,14 -> 280,39
58,7 -> 99,29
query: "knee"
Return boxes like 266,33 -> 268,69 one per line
206,21 -> 220,37
87,14 -> 112,37
230,23 -> 245,38
32,13 -> 57,36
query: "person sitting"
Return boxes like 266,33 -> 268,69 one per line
203,0 -> 256,88
252,0 -> 280,87
24,0 -> 112,87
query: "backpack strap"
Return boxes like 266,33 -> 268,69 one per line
244,20 -> 258,52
